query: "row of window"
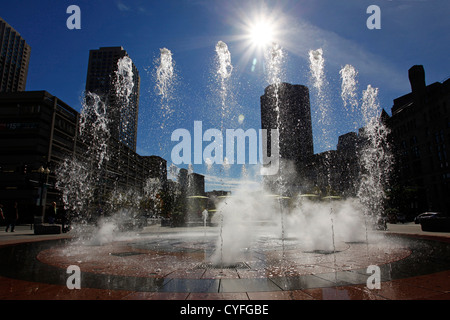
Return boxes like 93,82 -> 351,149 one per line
0,23 -> 30,91
400,142 -> 448,159
399,130 -> 447,150
0,104 -> 41,115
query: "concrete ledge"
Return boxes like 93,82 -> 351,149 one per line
34,224 -> 62,235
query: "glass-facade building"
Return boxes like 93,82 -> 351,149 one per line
0,17 -> 31,92
85,46 -> 140,152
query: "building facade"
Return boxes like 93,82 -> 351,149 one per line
257,67 -> 449,219
0,91 -> 166,223
260,83 -> 314,194
0,17 -> 31,92
85,46 -> 140,151
386,65 -> 450,217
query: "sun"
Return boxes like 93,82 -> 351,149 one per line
228,4 -> 286,72
249,20 -> 275,48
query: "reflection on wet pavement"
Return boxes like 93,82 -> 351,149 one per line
0,231 -> 449,300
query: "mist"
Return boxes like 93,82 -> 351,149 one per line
210,181 -> 369,265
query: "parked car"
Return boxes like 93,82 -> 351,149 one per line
419,212 -> 450,232
414,212 -> 440,224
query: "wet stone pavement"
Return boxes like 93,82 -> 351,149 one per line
0,225 -> 450,300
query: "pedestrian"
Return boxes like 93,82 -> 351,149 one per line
46,202 -> 57,224
5,202 -> 19,232
0,204 -> 5,227
58,204 -> 69,232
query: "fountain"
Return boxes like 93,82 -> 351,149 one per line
155,47 -> 176,131
25,40 -> 413,296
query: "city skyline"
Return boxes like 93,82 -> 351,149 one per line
1,0 -> 449,191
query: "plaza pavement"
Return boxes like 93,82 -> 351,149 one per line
0,223 -> 449,301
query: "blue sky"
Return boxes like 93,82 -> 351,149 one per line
2,0 -> 450,191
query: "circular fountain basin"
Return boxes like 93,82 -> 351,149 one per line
2,225 -> 449,294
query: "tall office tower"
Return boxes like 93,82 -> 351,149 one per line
85,46 -> 140,151
0,17 -> 31,92
260,83 -> 314,192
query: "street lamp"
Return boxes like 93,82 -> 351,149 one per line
38,166 -> 50,175
37,165 -> 50,223
38,166 -> 50,174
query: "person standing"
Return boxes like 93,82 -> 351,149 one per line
5,202 -> 19,232
47,202 -> 57,224
0,204 -> 5,228
58,204 -> 69,232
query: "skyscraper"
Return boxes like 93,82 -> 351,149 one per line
261,83 -> 314,161
260,83 -> 314,193
0,17 -> 31,92
85,46 -> 140,151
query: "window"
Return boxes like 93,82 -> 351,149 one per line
412,146 -> 420,159
435,131 -> 444,144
